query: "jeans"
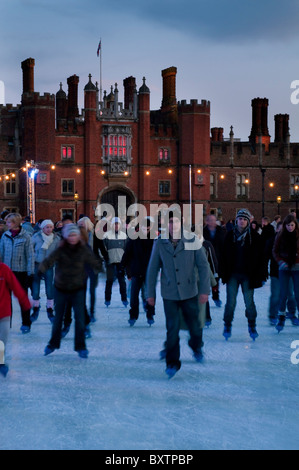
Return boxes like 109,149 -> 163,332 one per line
223,273 -> 257,326
163,296 -> 203,369
48,287 -> 86,351
32,263 -> 54,303
269,276 -> 296,319
278,268 -> 299,314
13,271 -> 31,326
129,276 -> 155,321
105,263 -> 127,302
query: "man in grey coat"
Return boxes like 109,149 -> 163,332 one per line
146,209 -> 210,378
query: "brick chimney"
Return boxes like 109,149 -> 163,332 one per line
123,76 -> 136,110
21,58 -> 35,94
249,98 -> 270,150
67,75 -> 79,120
274,114 -> 289,143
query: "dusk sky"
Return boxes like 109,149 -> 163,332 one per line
1,0 -> 299,141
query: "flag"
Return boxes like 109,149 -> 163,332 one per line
97,41 -> 101,57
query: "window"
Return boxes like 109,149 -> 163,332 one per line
61,145 -> 74,161
103,134 -> 128,159
290,174 -> 299,196
102,125 -> 132,176
60,209 -> 75,221
159,148 -> 170,163
4,169 -> 17,195
210,173 -> 216,198
159,180 -> 171,196
236,173 -> 249,197
61,179 -> 74,195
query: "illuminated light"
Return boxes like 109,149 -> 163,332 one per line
100,170 -> 105,175
22,167 -> 27,172
168,169 -> 173,174
26,162 -> 31,167
5,175 -> 9,180
269,182 -> 274,188
124,171 -> 129,176
51,165 -> 56,170
76,168 -> 81,173
220,174 -> 225,179
197,169 -> 202,174
11,173 -> 16,178
29,169 -> 39,179
245,179 -> 250,184
295,185 -> 299,191
145,171 -> 150,176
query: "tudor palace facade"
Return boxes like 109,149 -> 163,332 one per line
0,57 -> 298,224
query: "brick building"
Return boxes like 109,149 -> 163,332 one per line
0,57 -> 298,224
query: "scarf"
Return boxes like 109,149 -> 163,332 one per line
233,225 -> 251,246
41,232 -> 54,250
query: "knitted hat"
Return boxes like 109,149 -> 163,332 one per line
62,223 -> 80,238
40,219 -> 54,230
236,208 -> 251,224
111,217 -> 122,225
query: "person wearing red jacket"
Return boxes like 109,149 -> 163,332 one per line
0,262 -> 31,377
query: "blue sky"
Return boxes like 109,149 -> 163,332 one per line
1,0 -> 299,141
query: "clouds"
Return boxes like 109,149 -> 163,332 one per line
1,0 -> 299,140
104,0 -> 299,43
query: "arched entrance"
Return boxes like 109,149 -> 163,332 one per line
96,185 -> 136,220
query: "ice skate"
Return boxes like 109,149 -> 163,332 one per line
193,349 -> 204,362
104,300 -> 111,307
223,325 -> 232,340
30,306 -> 40,323
47,308 -> 55,323
128,318 -> 136,327
165,365 -> 179,379
147,316 -> 155,326
44,345 -> 55,356
248,326 -> 259,341
20,325 -> 31,334
276,314 -> 286,333
0,364 -> 9,377
122,300 -> 129,308
78,349 -> 88,359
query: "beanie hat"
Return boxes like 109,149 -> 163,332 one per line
236,208 -> 251,224
62,223 -> 80,239
111,217 -> 122,225
41,219 -> 54,230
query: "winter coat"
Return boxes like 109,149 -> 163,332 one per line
203,225 -> 226,277
146,232 -> 211,301
102,229 -> 127,265
32,231 -> 60,263
221,228 -> 266,289
121,236 -> 154,279
38,241 -> 103,292
0,263 -> 31,319
272,231 -> 299,267
0,228 -> 34,275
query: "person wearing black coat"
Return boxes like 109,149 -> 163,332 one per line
221,209 -> 266,341
203,215 -> 226,307
265,221 -> 297,326
121,217 -> 155,326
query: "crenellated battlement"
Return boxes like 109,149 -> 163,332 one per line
22,92 -> 55,106
178,99 -> 210,114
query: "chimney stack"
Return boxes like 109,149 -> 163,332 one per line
123,76 -> 136,110
21,58 -> 35,94
274,114 -> 289,143
67,75 -> 79,120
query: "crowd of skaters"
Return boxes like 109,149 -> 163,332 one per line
0,205 -> 298,379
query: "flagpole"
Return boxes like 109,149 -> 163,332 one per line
99,38 -> 102,102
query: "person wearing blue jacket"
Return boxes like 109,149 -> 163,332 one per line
0,213 -> 34,333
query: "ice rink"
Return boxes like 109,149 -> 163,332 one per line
1,274 -> 299,450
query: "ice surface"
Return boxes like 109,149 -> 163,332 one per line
0,274 -> 299,450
